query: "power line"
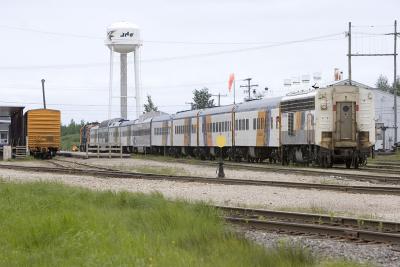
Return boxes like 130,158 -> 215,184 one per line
0,100 -> 189,107
0,24 -> 343,46
0,32 -> 345,70
0,80 -> 226,91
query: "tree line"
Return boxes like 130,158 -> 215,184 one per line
61,119 -> 85,136
375,74 -> 400,95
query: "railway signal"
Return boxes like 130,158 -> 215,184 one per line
216,135 -> 226,178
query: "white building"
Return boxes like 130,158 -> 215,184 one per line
331,79 -> 400,150
0,120 -> 10,146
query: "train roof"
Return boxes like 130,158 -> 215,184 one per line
99,118 -> 125,127
281,89 -> 316,102
119,120 -> 136,127
152,114 -> 173,122
199,104 -> 236,116
234,96 -> 282,112
173,109 -> 202,119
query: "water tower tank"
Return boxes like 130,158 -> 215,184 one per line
105,21 -> 142,53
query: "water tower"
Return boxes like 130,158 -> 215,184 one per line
105,21 -> 143,120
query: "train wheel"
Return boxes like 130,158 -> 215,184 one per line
345,159 -> 351,169
327,155 -> 333,168
320,156 -> 326,168
354,158 -> 359,169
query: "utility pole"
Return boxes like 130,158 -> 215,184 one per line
240,78 -> 259,102
347,22 -> 352,85
394,20 -> 398,146
41,79 -> 46,109
346,20 -> 399,148
211,93 -> 228,106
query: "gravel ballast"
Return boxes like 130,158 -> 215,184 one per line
1,158 -> 400,266
242,228 -> 400,267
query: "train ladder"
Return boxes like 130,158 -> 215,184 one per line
15,146 -> 28,159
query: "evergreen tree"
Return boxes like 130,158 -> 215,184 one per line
144,95 -> 158,113
375,75 -> 390,92
191,88 -> 215,110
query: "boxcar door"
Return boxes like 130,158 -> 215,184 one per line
337,102 -> 354,141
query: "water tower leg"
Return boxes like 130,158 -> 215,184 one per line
134,49 -> 141,119
108,49 -> 114,120
120,53 -> 128,120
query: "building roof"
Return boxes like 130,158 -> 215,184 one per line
0,106 -> 24,118
329,79 -> 374,89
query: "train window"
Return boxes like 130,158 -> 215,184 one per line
271,117 -> 273,129
246,119 -> 249,130
224,121 -> 227,132
219,122 -> 222,132
235,120 -> 238,130
238,119 -> 242,130
253,118 -> 256,130
288,113 -> 294,136
276,116 -> 280,128
212,123 -> 215,133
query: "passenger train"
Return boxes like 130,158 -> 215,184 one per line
81,84 -> 376,168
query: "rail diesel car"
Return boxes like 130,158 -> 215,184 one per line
82,84 -> 375,168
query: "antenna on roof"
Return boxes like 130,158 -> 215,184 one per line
41,79 -> 46,109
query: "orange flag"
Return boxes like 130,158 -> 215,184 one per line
228,73 -> 235,92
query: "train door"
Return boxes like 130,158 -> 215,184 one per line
337,102 -> 355,141
306,112 -> 314,144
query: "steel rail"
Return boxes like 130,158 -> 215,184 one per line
217,206 -> 400,233
225,217 -> 400,245
218,206 -> 400,244
1,164 -> 400,196
158,158 -> 400,184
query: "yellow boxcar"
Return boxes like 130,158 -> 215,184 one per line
25,109 -> 61,158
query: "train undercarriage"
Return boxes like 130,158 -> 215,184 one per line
280,144 -> 371,169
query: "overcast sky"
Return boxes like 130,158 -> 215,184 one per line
1,0 -> 399,123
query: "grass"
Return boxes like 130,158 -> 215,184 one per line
370,150 -> 400,162
6,155 -> 36,162
61,133 -> 80,151
0,181 -> 367,267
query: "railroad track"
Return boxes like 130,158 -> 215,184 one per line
1,163 -> 400,196
49,158 -> 116,171
218,206 -> 400,245
156,158 -> 400,185
127,154 -> 400,184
